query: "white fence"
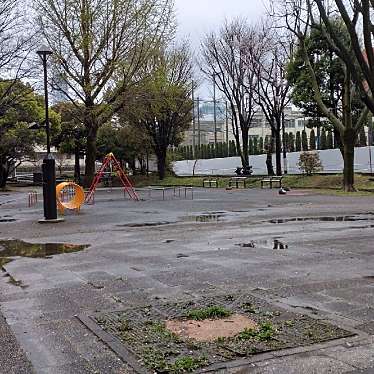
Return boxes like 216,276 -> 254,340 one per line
173,146 -> 374,176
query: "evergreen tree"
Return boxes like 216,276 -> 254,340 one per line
189,145 -> 194,159
288,132 -> 295,152
218,142 -> 222,158
327,131 -> 334,149
258,137 -> 264,154
204,144 -> 209,159
199,145 -> 204,159
283,132 -> 289,152
309,129 -> 316,150
248,138 -> 254,155
320,130 -> 327,150
359,127 -> 367,147
221,142 -> 227,157
209,144 -> 212,159
253,137 -> 258,155
195,145 -> 199,159
296,131 -> 302,152
229,140 -> 235,156
302,130 -> 308,151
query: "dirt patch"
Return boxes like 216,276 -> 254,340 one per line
93,294 -> 355,373
166,314 -> 257,342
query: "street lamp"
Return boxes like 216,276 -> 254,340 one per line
37,44 -> 60,223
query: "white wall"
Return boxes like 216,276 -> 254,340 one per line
173,146 -> 374,176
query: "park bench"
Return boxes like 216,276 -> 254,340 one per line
203,178 -> 218,188
261,176 -> 283,189
228,177 -> 249,189
146,185 -> 193,200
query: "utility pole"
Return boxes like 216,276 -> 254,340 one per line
197,97 -> 201,155
282,111 -> 288,174
225,101 -> 229,157
192,81 -> 196,159
369,114 -> 373,174
213,74 -> 217,154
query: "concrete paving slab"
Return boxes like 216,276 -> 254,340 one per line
2,188 -> 374,372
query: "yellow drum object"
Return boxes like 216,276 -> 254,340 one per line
56,182 -> 85,214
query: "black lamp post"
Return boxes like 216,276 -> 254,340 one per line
37,44 -> 59,222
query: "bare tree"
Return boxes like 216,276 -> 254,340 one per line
312,0 -> 374,114
201,19 -> 262,170
274,0 -> 369,191
253,25 -> 292,176
0,0 -> 33,115
35,0 -> 175,186
0,0 -> 35,188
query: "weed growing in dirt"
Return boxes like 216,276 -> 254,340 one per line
238,322 -> 276,341
185,306 -> 232,321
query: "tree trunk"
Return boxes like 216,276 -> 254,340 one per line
266,131 -> 275,176
74,146 -> 81,185
275,126 -> 282,176
128,159 -> 136,174
342,130 -> 356,192
84,127 -> 98,188
0,162 -> 8,189
317,126 -> 321,150
156,150 -> 167,180
138,157 -> 146,175
241,127 -> 249,169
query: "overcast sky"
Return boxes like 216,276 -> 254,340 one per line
174,0 -> 268,97
175,0 -> 267,49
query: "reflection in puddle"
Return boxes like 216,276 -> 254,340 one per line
0,240 -> 90,267
266,214 -> 374,225
237,239 -> 288,250
183,214 -> 226,223
118,222 -> 174,228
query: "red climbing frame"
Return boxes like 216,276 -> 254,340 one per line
85,153 -> 139,203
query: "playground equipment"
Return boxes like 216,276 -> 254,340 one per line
56,182 -> 85,214
85,153 -> 139,203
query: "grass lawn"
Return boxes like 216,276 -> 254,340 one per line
130,173 -> 374,195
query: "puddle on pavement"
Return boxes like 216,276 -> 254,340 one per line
0,240 -> 90,267
265,214 -> 374,225
236,239 -> 288,250
117,221 -> 174,228
183,214 -> 226,223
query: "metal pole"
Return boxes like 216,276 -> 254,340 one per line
213,74 -> 217,153
42,56 -> 51,155
282,111 -> 288,174
225,101 -> 229,157
197,97 -> 201,152
38,50 -> 58,222
192,81 -> 196,159
369,114 -> 373,174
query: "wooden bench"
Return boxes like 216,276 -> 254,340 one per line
228,177 -> 249,189
203,178 -> 218,188
261,176 -> 283,189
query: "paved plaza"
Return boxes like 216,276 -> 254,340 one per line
1,187 -> 374,373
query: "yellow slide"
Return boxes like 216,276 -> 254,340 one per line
56,182 -> 85,214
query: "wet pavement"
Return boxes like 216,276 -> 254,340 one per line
1,187 -> 374,372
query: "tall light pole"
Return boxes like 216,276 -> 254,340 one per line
191,80 -> 196,159
213,73 -> 217,154
37,44 -> 60,223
